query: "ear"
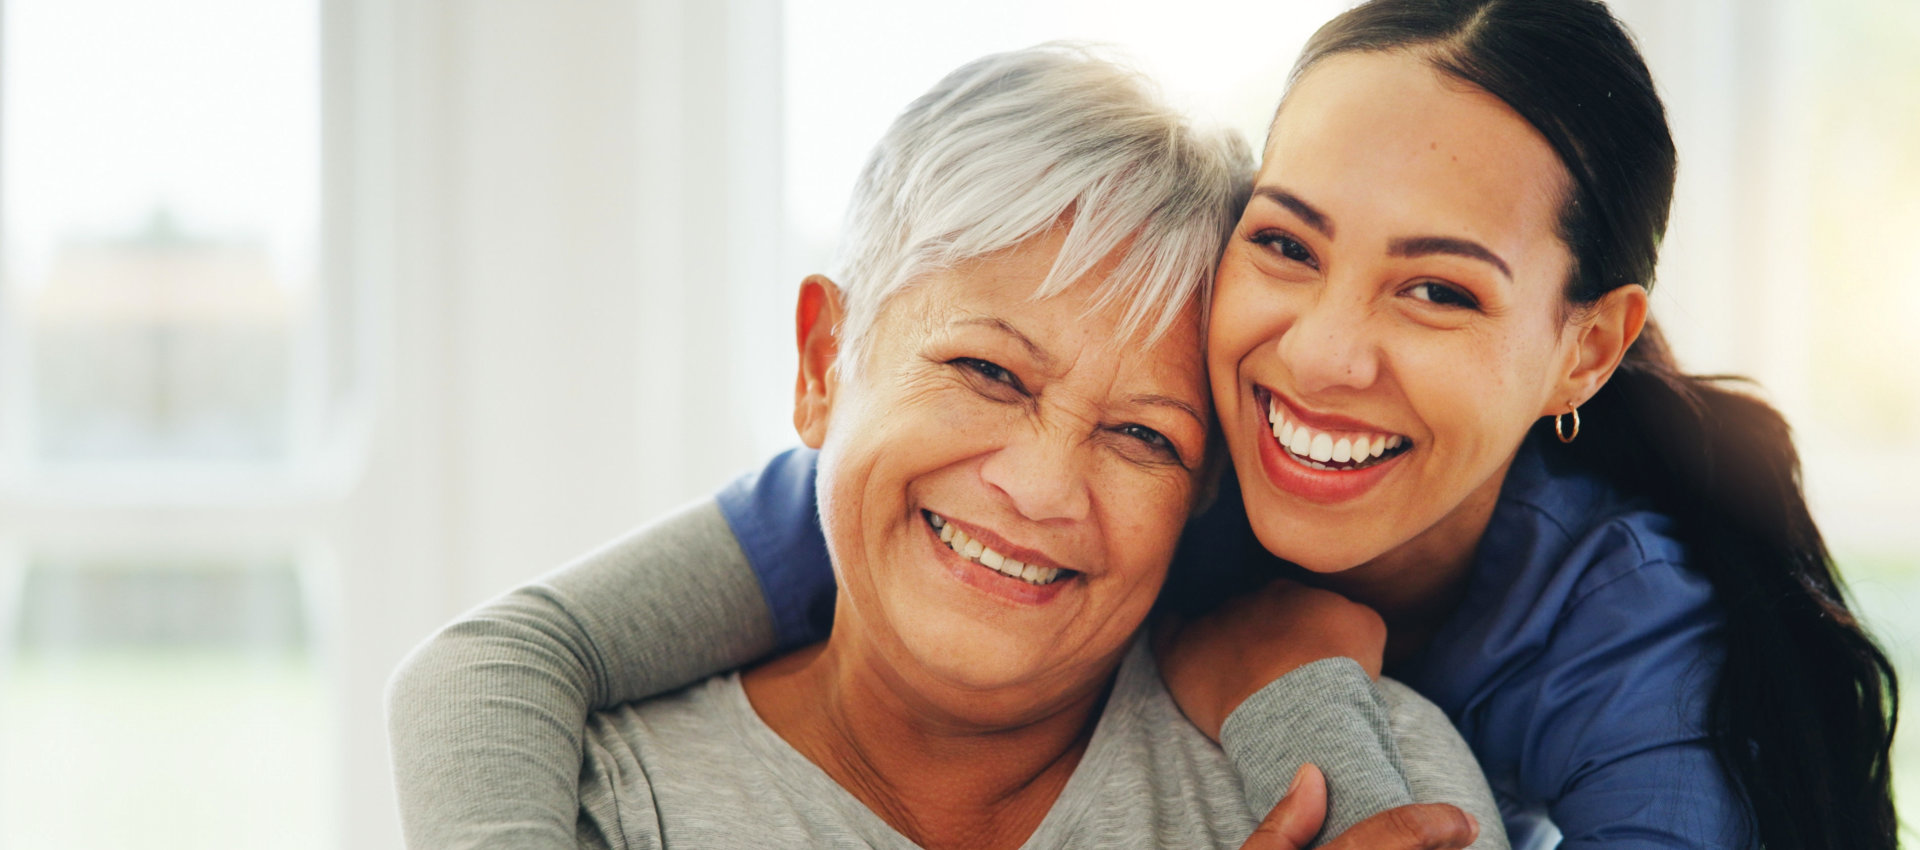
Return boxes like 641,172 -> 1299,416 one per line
793,275 -> 847,449
1546,284 -> 1649,415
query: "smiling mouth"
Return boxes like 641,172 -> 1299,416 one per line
923,511 -> 1075,586
1259,389 -> 1412,472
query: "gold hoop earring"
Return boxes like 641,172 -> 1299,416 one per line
1554,402 -> 1581,444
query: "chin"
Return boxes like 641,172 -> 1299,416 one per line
888,610 -> 1049,687
1243,498 -> 1387,574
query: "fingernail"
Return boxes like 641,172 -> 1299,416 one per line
1284,763 -> 1313,797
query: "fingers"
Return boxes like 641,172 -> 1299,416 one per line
1238,763 -> 1326,850
1322,803 -> 1479,850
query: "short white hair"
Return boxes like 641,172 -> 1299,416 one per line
832,43 -> 1253,367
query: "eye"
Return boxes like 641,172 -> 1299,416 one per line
1118,423 -> 1175,455
1249,230 -> 1319,270
951,357 -> 1026,393
1406,281 -> 1480,310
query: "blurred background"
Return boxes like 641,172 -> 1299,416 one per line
0,0 -> 1913,847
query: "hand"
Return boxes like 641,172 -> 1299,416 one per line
1243,764 -> 1477,850
1154,578 -> 1386,741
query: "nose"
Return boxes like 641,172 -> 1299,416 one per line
979,430 -> 1091,524
1277,283 -> 1380,394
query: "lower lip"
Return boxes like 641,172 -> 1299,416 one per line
925,522 -> 1075,606
1253,406 -> 1404,505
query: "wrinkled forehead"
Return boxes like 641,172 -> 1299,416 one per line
881,250 -> 1211,409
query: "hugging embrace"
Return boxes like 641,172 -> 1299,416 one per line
389,1 -> 1898,849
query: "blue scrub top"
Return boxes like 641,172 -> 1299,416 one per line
715,437 -> 1750,848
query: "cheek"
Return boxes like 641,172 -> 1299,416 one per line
1207,261 -> 1293,379
1093,463 -> 1191,582
1393,328 -> 1555,448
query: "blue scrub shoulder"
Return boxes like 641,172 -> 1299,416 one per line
1399,437 -> 1742,848
713,447 -> 837,648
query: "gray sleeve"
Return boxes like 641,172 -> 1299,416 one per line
386,498 -> 779,849
1219,658 -> 1413,844
1378,679 -> 1508,850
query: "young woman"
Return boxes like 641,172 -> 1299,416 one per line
389,2 -> 1896,848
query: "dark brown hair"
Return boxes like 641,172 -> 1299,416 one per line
1291,1 -> 1898,846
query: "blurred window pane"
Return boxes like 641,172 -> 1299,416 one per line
1801,0 -> 1920,442
1795,0 -> 1920,815
0,1 -> 334,847
0,551 -> 331,849
3,0 -> 318,470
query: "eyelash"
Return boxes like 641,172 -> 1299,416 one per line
1249,229 -> 1319,269
1117,423 -> 1175,455
1406,281 -> 1481,310
954,357 -> 1024,392
950,358 -> 1182,462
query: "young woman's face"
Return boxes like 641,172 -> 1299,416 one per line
1209,51 -> 1586,573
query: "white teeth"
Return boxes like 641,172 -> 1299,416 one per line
1289,425 -> 1313,457
1263,395 -> 1408,469
1310,433 -> 1334,462
928,514 -> 1068,586
1353,437 -> 1374,461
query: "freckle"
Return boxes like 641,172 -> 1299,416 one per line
1429,141 -> 1437,150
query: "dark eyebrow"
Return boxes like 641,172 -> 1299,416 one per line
1388,236 -> 1513,280
955,316 -> 1054,368
1251,186 -> 1334,238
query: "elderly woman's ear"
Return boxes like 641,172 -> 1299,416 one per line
793,275 -> 847,448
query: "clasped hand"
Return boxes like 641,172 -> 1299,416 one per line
1153,579 -> 1475,850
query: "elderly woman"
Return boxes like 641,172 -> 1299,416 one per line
394,47 -> 1501,850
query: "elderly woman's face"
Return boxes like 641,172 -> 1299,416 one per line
797,226 -> 1209,712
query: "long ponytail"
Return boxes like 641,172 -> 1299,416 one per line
1557,320 -> 1898,847
1297,1 -> 1899,846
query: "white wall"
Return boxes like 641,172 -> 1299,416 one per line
327,1 -> 782,845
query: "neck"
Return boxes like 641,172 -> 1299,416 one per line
741,610 -> 1113,850
1312,455 -> 1513,667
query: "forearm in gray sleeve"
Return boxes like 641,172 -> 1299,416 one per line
1219,657 -> 1413,846
386,498 -> 779,849
1378,679 -> 1509,850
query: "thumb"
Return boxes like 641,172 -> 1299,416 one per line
1240,763 -> 1327,850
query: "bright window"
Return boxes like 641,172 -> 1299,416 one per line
0,1 -> 336,847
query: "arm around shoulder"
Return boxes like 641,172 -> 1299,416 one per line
386,498 -> 777,849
